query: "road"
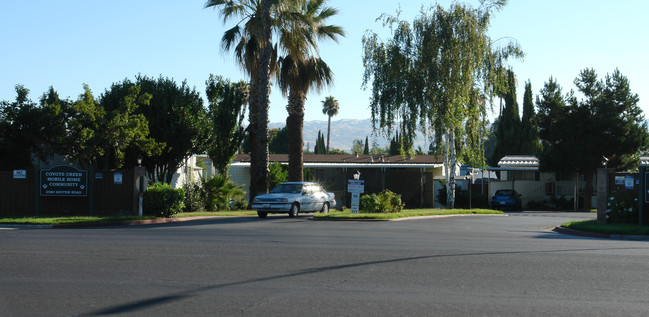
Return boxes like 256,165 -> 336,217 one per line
1,212 -> 649,316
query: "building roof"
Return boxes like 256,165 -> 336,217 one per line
233,154 -> 444,167
497,155 -> 539,168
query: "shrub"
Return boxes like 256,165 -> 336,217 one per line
202,175 -> 246,211
606,189 -> 638,224
360,190 -> 404,213
269,162 -> 287,190
182,181 -> 204,213
144,183 -> 185,218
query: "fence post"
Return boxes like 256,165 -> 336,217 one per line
34,165 -> 39,217
596,168 -> 612,224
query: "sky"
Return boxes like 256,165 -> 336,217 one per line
1,0 -> 648,127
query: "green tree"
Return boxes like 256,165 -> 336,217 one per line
269,126 -> 289,154
322,96 -> 340,154
490,69 -> 521,165
363,136 -> 369,155
537,69 -> 649,212
314,130 -> 326,154
351,139 -> 364,155
0,85 -> 62,169
205,75 -> 249,176
519,80 -> 541,156
362,1 -> 523,208
100,76 -> 209,182
278,0 -> 344,181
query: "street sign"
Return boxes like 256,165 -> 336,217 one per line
348,180 -> 364,214
348,180 -> 364,193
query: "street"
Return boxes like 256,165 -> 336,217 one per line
1,212 -> 649,316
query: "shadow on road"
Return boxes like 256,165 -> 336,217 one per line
80,245 -> 649,316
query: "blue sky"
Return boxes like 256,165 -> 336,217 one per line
1,0 -> 647,126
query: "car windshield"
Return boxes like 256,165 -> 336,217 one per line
270,183 -> 303,194
495,190 -> 515,196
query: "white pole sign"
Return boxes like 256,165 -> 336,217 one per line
348,180 -> 365,214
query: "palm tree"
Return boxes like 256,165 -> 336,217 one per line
321,96 -> 339,154
277,0 -> 344,181
205,0 -> 297,199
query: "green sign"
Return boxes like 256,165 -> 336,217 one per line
41,165 -> 88,197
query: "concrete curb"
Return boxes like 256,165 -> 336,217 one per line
552,226 -> 649,241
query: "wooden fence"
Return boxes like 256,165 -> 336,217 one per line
0,167 -> 145,217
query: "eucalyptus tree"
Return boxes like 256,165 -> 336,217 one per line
277,0 -> 344,181
321,95 -> 339,154
362,1 -> 523,208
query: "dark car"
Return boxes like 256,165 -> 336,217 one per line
490,189 -> 522,210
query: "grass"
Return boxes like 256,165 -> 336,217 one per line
314,208 -> 503,220
561,220 -> 649,236
1,209 -> 500,224
0,211 -> 256,225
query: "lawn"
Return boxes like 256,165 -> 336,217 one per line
0,209 -> 501,225
561,220 -> 649,236
314,208 -> 503,220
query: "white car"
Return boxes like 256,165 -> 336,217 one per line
252,182 -> 336,218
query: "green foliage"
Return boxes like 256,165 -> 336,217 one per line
362,1 -> 523,208
519,80 -> 541,156
363,136 -> 370,155
182,181 -> 205,213
605,189 -> 638,224
491,69 -> 521,165
537,69 -> 649,210
143,183 -> 185,218
269,161 -> 288,189
206,75 -> 248,176
202,175 -> 246,211
360,190 -> 404,213
314,130 -> 326,154
351,139 -> 364,155
269,127 -> 289,154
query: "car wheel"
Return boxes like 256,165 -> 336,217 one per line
288,203 -> 299,217
257,211 -> 268,218
320,202 -> 329,214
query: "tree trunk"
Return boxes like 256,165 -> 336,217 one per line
287,88 -> 305,181
326,115 -> 331,154
253,0 -> 273,195
446,128 -> 457,209
247,77 -> 259,205
583,170 -> 594,211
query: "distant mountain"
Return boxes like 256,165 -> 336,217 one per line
269,118 -> 428,152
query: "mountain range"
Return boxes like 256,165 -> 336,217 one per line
269,118 -> 429,152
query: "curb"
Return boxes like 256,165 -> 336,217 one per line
51,216 -> 231,228
552,226 -> 649,241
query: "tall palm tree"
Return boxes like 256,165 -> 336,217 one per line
277,0 -> 344,181
321,95 -> 339,154
205,0 -> 296,199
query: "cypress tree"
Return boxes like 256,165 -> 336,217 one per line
363,136 -> 370,154
519,80 -> 541,156
490,69 -> 521,165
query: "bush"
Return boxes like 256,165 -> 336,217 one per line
360,190 -> 404,213
269,162 -> 287,190
144,183 -> 185,218
606,189 -> 638,224
182,181 -> 204,213
437,182 -> 488,209
202,175 -> 246,211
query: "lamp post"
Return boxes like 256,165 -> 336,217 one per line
137,155 -> 144,217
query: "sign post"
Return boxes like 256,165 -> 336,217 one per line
347,179 -> 364,214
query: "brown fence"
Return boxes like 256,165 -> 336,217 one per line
0,167 -> 145,217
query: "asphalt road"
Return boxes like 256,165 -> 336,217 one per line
2,212 -> 649,316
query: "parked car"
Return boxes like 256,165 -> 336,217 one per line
251,182 -> 336,218
490,189 -> 522,210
